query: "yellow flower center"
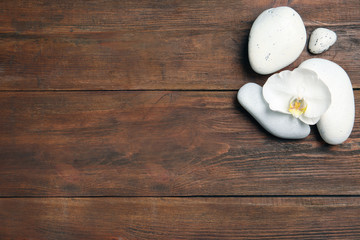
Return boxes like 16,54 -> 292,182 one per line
289,97 -> 307,118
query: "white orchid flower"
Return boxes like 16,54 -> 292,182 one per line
262,68 -> 331,125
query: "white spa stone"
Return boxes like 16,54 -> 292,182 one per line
237,82 -> 310,139
248,6 -> 306,75
299,58 -> 355,145
308,28 -> 337,54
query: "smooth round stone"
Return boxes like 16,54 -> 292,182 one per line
248,6 -> 306,75
308,28 -> 337,54
237,83 -> 310,139
299,59 -> 355,145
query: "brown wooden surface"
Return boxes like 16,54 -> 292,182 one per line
1,0 -> 360,238
0,91 -> 359,196
1,197 -> 360,239
0,0 -> 359,90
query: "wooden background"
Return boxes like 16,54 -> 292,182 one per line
0,0 -> 359,239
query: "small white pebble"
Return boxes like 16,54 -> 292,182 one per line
308,28 -> 337,54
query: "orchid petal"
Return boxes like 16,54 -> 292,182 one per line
262,70 -> 297,114
301,88 -> 331,118
300,115 -> 320,125
262,67 -> 332,125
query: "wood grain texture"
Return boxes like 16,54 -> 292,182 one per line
0,91 -> 359,196
1,197 -> 360,239
0,0 -> 359,90
1,0 -> 359,238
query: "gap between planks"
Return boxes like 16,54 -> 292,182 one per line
1,195 -> 360,199
0,89 -> 359,92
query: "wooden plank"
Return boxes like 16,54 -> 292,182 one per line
1,197 -> 360,239
0,0 -> 359,90
0,91 -> 359,196
1,0 -> 359,34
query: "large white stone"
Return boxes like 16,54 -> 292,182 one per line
248,6 -> 306,75
299,59 -> 355,145
237,83 -> 310,139
308,28 -> 337,54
